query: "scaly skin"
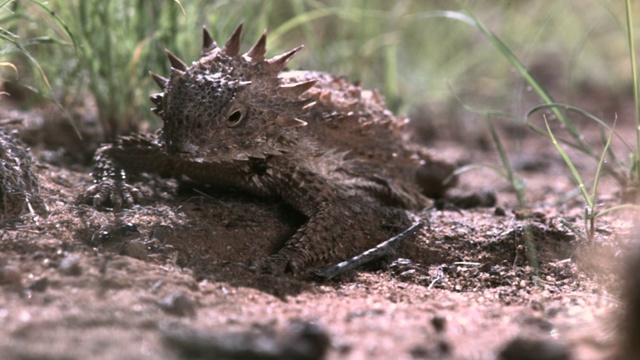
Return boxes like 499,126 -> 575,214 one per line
0,128 -> 42,221
82,24 -> 457,273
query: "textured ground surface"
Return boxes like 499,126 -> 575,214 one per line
0,96 -> 635,359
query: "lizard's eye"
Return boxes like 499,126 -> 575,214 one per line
226,107 -> 246,128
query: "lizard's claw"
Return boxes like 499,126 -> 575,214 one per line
82,179 -> 143,210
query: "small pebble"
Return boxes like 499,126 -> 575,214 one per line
431,315 -> 447,333
282,321 -> 331,360
29,277 -> 49,292
59,255 -> 82,276
123,240 -> 148,260
498,337 -> 571,360
409,345 -> 430,358
0,265 -> 22,286
159,291 -> 197,317
479,263 -> 493,273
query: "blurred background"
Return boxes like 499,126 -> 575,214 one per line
0,0 -> 636,141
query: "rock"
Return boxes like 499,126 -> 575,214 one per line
122,240 -> 148,260
0,265 -> 22,286
498,337 -> 571,360
159,291 -> 197,317
59,255 -> 82,276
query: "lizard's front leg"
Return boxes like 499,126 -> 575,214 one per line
257,202 -> 356,274
82,133 -> 172,209
252,160 -> 403,274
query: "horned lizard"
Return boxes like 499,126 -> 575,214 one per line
83,24 -> 458,274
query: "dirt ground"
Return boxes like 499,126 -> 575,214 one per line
0,91 -> 637,360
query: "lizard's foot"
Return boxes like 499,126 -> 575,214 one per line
253,252 -> 305,275
81,179 -> 143,210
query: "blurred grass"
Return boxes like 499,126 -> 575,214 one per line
2,0 -> 636,140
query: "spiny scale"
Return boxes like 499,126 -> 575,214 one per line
285,98 -> 316,111
149,93 -> 163,105
265,45 -> 304,74
202,26 -> 216,54
245,30 -> 267,62
149,72 -> 168,90
223,23 -> 243,56
276,116 -> 307,128
155,24 -> 307,82
279,79 -> 319,96
165,49 -> 187,71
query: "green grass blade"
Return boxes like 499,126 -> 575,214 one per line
0,22 -> 52,91
584,207 -> 590,241
447,82 -> 522,122
10,42 -> 50,89
26,0 -> 77,49
558,218 -> 586,241
595,204 -> 640,218
544,116 -> 592,208
488,116 -> 526,207
173,0 -> 186,16
448,163 -> 507,180
523,225 -> 539,274
527,103 -> 633,153
591,117 -> 616,200
626,0 -> 640,180
452,5 -> 596,159
528,103 -> 610,130
270,8 -> 337,42
523,118 -> 627,186
553,181 -> 593,206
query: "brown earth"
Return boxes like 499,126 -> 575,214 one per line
0,94 -> 636,360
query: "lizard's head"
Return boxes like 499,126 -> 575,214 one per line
149,23 -> 316,161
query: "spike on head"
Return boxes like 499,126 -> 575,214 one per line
278,79 -> 318,96
165,49 -> 187,71
276,116 -> 308,128
149,71 -> 168,89
245,29 -> 267,63
285,98 -> 316,111
223,23 -> 244,56
170,67 -> 185,80
202,26 -> 217,54
266,45 -> 303,73
150,93 -> 163,105
150,92 -> 164,116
